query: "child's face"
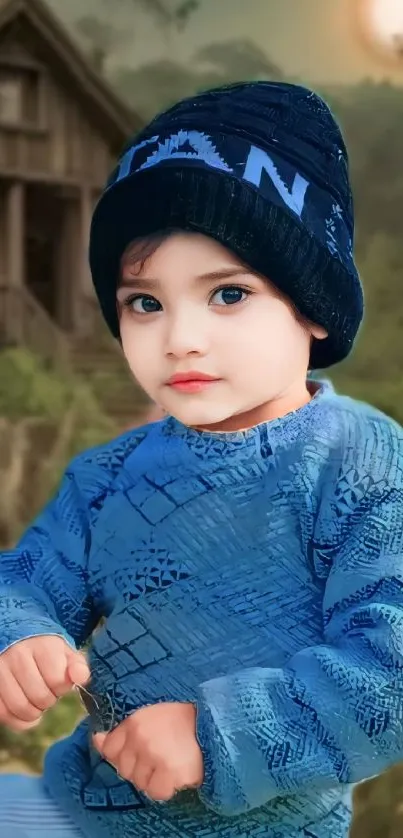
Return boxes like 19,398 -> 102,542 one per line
117,232 -> 326,430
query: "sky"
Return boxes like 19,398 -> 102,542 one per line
47,0 -> 403,86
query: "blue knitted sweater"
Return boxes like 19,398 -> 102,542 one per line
0,382 -> 403,838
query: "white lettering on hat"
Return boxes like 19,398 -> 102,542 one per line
116,136 -> 158,182
243,146 -> 309,217
138,130 -> 233,174
114,130 -> 310,217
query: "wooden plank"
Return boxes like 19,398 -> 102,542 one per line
6,180 -> 24,288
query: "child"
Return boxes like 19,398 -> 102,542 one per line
0,81 -> 402,838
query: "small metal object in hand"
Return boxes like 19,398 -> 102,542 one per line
74,684 -> 115,733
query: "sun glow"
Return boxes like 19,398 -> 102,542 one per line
357,0 -> 403,60
370,0 -> 403,44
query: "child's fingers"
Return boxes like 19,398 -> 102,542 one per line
115,750 -> 138,785
65,651 -> 91,688
145,767 -> 176,802
0,669 -> 43,724
31,643 -> 74,697
0,695 -> 42,732
92,731 -> 107,752
9,651 -> 58,710
0,637 -> 90,730
93,723 -> 128,764
130,758 -> 153,792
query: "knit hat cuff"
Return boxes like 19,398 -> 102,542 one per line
90,164 -> 363,368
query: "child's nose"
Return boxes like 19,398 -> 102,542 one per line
165,311 -> 209,358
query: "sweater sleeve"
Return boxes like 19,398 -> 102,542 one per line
0,455 -> 100,654
195,430 -> 403,816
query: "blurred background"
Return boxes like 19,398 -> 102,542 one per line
0,1 -> 402,834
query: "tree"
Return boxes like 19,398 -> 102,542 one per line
122,0 -> 200,32
74,16 -> 131,74
74,0 -> 201,74
330,232 -> 403,426
113,39 -> 283,120
195,40 -> 283,82
100,0 -> 200,44
113,59 -> 200,119
324,81 -> 403,243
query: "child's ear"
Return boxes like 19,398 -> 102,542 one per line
310,323 -> 328,341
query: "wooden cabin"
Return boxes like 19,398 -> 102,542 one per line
0,0 -> 141,366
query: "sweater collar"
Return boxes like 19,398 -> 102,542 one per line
162,380 -> 334,462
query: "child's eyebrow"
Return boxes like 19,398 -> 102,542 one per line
118,268 -> 253,290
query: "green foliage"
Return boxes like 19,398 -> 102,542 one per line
0,349 -> 118,547
0,348 -> 72,420
0,693 -> 83,774
0,347 -> 115,448
112,39 -> 283,120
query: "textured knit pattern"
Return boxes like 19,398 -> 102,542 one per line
0,383 -> 403,838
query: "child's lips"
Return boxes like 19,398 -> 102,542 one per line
166,371 -> 221,393
167,379 -> 221,393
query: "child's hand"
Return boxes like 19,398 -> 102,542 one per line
0,635 -> 90,731
93,702 -> 204,802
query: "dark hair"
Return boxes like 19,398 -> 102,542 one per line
119,229 -> 179,281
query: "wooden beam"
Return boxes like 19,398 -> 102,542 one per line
4,180 -> 25,342
79,185 -> 93,297
69,184 -> 97,336
6,180 -> 24,287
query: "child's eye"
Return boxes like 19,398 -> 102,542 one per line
125,295 -> 162,314
210,286 -> 250,306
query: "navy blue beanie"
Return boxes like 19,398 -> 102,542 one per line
89,81 -> 363,369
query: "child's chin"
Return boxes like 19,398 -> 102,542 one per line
170,403 -> 234,429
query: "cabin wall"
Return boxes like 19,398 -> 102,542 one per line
0,38 -> 119,337
0,36 -> 117,187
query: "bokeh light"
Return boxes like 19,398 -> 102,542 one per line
356,0 -> 403,63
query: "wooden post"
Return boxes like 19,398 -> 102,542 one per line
54,194 -> 77,331
77,184 -> 94,336
5,181 -> 25,343
6,181 -> 25,288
